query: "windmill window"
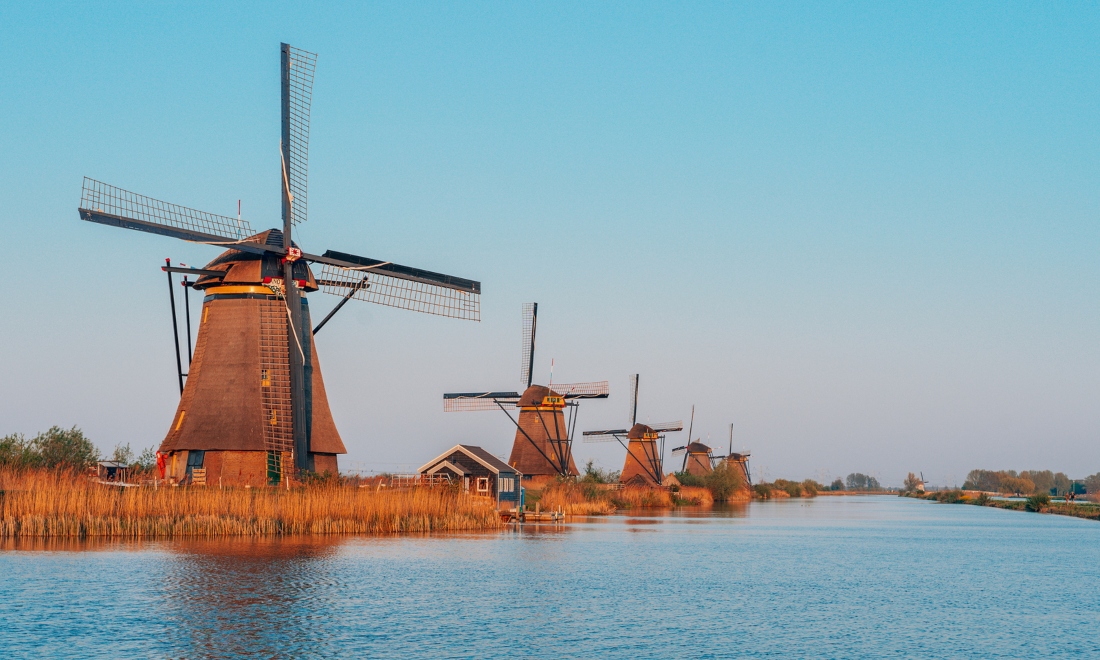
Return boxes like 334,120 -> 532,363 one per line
476,477 -> 489,493
202,306 -> 209,324
261,369 -> 270,387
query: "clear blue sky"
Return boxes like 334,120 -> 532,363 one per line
2,2 -> 1097,486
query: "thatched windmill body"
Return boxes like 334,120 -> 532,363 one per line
78,44 -> 481,486
582,375 -> 682,486
444,303 -> 608,487
712,423 -> 752,485
669,406 -> 715,477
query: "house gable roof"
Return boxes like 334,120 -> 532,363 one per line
418,444 -> 518,476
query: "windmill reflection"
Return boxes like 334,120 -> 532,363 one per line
160,537 -> 346,657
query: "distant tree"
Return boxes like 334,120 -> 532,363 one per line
1000,476 -> 1034,496
136,447 -> 157,472
30,427 -> 99,470
581,459 -> 619,484
704,462 -> 746,500
0,433 -> 30,467
829,478 -> 844,491
846,473 -> 868,490
111,443 -> 134,465
867,476 -> 881,490
903,472 -> 921,492
1084,473 -> 1100,495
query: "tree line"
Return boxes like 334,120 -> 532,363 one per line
0,426 -> 155,472
961,469 -> 1099,496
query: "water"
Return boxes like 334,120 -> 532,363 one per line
2,496 -> 1098,658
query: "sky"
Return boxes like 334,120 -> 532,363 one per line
1,2 -> 1097,487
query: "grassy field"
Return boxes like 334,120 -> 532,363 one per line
0,468 -> 503,538
904,490 -> 1100,522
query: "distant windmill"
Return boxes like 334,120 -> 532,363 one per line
583,375 -> 682,486
444,303 -> 608,485
669,406 -> 713,477
708,422 -> 752,485
77,44 -> 481,485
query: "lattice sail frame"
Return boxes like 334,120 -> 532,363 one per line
283,44 -> 316,226
443,396 -> 520,412
581,431 -> 626,444
80,178 -> 252,240
317,263 -> 481,320
520,302 -> 536,387
550,381 -> 610,398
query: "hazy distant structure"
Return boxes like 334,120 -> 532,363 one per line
711,423 -> 752,485
444,303 -> 608,487
77,44 -> 480,486
668,406 -> 714,476
679,442 -> 715,476
583,375 -> 683,486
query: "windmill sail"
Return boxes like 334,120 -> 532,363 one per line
443,391 -> 521,412
316,259 -> 480,321
78,178 -> 258,247
649,421 -> 684,433
582,429 -> 627,443
520,303 -> 537,388
550,381 -> 610,399
281,43 -> 316,227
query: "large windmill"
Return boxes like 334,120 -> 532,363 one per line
443,303 -> 608,486
77,44 -> 481,485
582,375 -> 682,486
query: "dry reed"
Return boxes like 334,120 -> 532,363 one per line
610,485 -> 673,508
675,486 -> 714,505
0,468 -> 502,538
539,481 -> 617,515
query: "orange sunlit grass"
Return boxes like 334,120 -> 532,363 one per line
0,468 -> 502,538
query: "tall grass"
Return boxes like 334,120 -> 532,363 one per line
538,481 -> 676,513
0,468 -> 502,538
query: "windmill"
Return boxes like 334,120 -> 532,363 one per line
708,423 -> 752,485
669,406 -> 714,477
443,303 -> 608,486
77,44 -> 481,486
582,375 -> 682,486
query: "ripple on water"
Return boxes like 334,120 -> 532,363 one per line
2,497 -> 1099,658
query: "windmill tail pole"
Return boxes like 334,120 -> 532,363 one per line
312,275 -> 368,335
164,258 -> 184,395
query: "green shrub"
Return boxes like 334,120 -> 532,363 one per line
935,489 -> 965,503
0,427 -> 99,470
1025,493 -> 1050,512
581,460 -> 620,484
974,492 -> 990,506
704,462 -> 746,501
753,483 -> 773,499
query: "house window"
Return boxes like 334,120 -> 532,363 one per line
476,477 -> 489,493
500,477 -> 514,493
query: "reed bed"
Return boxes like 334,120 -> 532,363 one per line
539,481 -> 617,515
0,468 -> 502,538
610,485 -> 673,508
674,486 -> 714,506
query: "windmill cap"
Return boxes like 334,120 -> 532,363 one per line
194,229 -> 318,292
686,442 -> 712,453
517,384 -> 564,407
627,423 -> 656,439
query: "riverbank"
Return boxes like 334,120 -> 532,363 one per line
903,490 -> 1100,522
0,468 -> 503,538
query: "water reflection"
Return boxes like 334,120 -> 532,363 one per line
4,499 -> 1100,657
159,537 -> 348,657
